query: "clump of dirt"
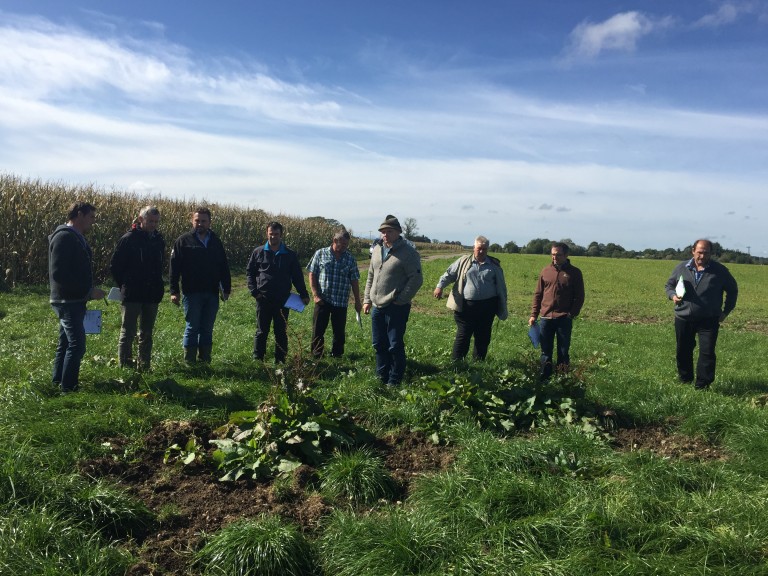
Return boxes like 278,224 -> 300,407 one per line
612,422 -> 727,461
83,420 -> 455,575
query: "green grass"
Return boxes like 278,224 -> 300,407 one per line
195,515 -> 316,576
1,254 -> 768,573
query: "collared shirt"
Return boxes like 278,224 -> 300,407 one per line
438,257 -> 499,301
306,246 -> 360,307
196,231 -> 210,248
685,258 -> 707,286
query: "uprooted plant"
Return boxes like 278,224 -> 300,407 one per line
208,374 -> 375,481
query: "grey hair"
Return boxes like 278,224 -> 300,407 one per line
333,228 -> 351,241
139,205 -> 160,219
474,236 -> 489,247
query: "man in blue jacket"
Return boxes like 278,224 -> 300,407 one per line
247,221 -> 310,363
48,202 -> 106,392
110,206 -> 165,370
665,239 -> 738,390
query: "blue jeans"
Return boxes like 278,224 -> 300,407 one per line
182,292 -> 219,348
51,302 -> 87,391
539,316 -> 573,380
371,303 -> 411,385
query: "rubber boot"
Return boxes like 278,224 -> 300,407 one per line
198,345 -> 212,363
184,347 -> 198,365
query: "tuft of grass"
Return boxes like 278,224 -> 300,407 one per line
56,476 -> 156,539
319,447 -> 396,505
0,506 -> 133,576
196,515 -> 316,576
319,507 -> 453,576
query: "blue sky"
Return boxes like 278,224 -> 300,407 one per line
1,1 -> 767,254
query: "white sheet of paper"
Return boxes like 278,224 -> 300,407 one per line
675,275 -> 686,298
284,293 -> 306,312
107,287 -> 122,302
84,310 -> 102,334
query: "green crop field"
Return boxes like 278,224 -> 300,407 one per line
1,251 -> 767,575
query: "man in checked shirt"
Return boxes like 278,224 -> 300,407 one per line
306,228 -> 363,358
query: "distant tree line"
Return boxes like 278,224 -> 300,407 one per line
398,219 -> 761,264
486,238 -> 762,264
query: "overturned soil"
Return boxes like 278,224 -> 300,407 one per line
81,421 -> 455,575
81,417 -> 726,575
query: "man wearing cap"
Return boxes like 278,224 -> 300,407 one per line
363,215 -> 423,386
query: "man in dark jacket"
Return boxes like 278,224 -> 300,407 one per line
529,242 -> 585,380
169,207 -> 231,363
110,206 -> 165,370
665,239 -> 738,389
48,201 -> 106,392
246,221 -> 309,363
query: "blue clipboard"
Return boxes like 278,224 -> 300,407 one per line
528,322 -> 541,349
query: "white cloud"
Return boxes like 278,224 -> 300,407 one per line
693,2 -> 743,28
563,11 -> 671,61
0,11 -> 766,253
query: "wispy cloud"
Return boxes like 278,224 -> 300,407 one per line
693,2 -> 752,28
563,11 -> 673,61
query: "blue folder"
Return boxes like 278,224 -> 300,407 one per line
528,322 -> 541,349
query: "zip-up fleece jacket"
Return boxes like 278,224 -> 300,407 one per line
531,260 -> 584,319
110,227 -> 166,303
48,225 -> 93,304
169,230 -> 231,296
665,260 -> 737,320
246,242 -> 309,306
364,237 -> 423,308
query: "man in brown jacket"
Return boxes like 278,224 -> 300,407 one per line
528,242 -> 585,380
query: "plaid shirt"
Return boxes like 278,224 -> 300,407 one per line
306,246 -> 360,307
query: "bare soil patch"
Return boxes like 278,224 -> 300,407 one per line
81,420 -> 454,575
611,420 -> 727,461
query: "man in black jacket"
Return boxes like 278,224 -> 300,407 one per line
48,201 -> 106,392
246,221 -> 309,363
169,207 -> 232,363
110,206 -> 165,370
665,239 -> 738,389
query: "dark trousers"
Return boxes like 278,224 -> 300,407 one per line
312,302 -> 348,357
254,300 -> 290,362
371,303 -> 411,385
539,316 -> 573,379
51,302 -> 87,392
452,297 -> 498,360
675,316 -> 720,388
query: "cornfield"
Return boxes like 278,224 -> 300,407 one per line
1,173 -> 344,285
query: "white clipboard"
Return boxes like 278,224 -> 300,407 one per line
107,287 -> 122,302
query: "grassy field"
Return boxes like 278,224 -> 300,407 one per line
1,253 -> 767,575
